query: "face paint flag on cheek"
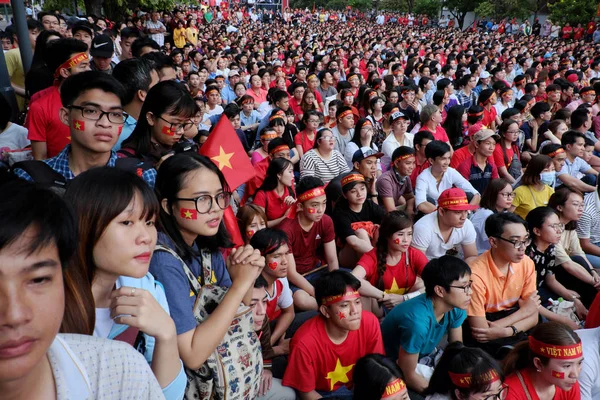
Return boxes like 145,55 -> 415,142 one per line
552,371 -> 565,379
246,230 -> 255,238
118,126 -> 123,135
337,311 -> 346,320
268,261 -> 278,270
307,208 -> 317,214
162,126 -> 175,136
393,238 -> 401,244
73,120 -> 85,131
180,208 -> 198,220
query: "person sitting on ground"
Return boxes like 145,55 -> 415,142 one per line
352,354 -> 410,400
377,146 -> 416,214
253,158 -> 296,227
455,129 -> 500,195
381,255 -> 472,394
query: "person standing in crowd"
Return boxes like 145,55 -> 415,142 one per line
89,34 -> 116,74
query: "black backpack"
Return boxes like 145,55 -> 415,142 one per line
11,158 -> 154,195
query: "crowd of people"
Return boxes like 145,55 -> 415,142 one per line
4,3 -> 600,400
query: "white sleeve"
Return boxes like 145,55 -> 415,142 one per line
411,219 -> 430,252
450,168 -> 479,195
461,219 -> 477,245
277,278 -> 294,310
414,172 -> 428,207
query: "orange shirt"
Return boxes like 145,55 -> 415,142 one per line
467,250 -> 536,317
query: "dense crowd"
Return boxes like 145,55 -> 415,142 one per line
3,3 -> 600,400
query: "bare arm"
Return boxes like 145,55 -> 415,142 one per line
397,349 -> 428,393
469,194 -> 481,205
295,144 -> 304,160
323,240 -> 339,270
352,265 -> 384,300
561,260 -> 596,284
270,305 -> 294,345
31,141 -> 48,160
298,390 -> 323,400
381,197 -> 396,212
462,242 -> 478,263
286,253 -> 315,296
345,235 -> 374,254
417,201 -> 437,214
497,166 -> 516,183
448,326 -> 463,343
581,238 -> 600,257
557,173 -> 596,193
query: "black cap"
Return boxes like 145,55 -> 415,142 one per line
71,21 -> 94,37
90,34 -> 114,58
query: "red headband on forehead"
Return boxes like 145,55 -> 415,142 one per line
321,287 -> 360,306
529,336 -> 583,360
269,144 -> 289,155
581,89 -> 596,96
468,111 -> 484,117
338,109 -> 353,120
341,173 -> 365,187
449,370 -> 500,389
261,132 -> 278,140
381,378 -> 406,398
54,53 -> 88,78
297,186 -> 326,203
548,148 -> 565,158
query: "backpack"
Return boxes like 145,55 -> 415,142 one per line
154,245 -> 262,400
11,158 -> 154,195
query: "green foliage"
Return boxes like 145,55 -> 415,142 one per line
414,0 -> 440,16
549,0 -> 597,25
473,0 -> 494,17
379,0 -> 408,11
348,0 -> 372,10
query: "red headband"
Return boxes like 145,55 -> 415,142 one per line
363,120 -> 373,127
261,132 -> 278,140
269,113 -> 285,122
338,110 -> 353,120
242,98 -> 255,105
321,288 -> 360,306
581,89 -> 596,96
341,173 -> 365,187
54,52 -> 88,78
368,91 -> 378,99
381,378 -> 406,398
449,370 -> 500,389
529,336 -> 583,360
269,144 -> 289,155
548,148 -> 565,158
394,153 -> 415,162
468,111 -> 484,117
297,186 -> 326,203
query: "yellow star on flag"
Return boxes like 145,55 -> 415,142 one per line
326,358 -> 354,391
183,210 -> 193,219
385,278 -> 406,295
74,122 -> 81,130
210,146 -> 234,170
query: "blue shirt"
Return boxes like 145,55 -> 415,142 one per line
114,114 -> 137,150
149,233 -> 232,335
381,293 -> 466,359
13,145 -> 157,187
221,85 -> 237,104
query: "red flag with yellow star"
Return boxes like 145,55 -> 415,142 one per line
200,115 -> 255,247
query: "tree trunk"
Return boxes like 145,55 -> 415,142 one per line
83,0 -> 102,16
406,0 -> 414,13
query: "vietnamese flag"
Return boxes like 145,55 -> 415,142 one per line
552,370 -> 565,379
180,208 -> 198,220
200,116 -> 255,247
73,120 -> 85,131
162,126 -> 175,136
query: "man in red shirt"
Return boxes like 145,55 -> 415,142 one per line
26,38 -> 90,159
282,271 -> 384,398
279,176 -> 339,311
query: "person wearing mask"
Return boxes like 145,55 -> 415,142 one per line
510,155 -> 556,219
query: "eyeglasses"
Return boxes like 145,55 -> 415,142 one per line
157,115 -> 195,132
506,130 -> 520,134
68,105 -> 128,125
307,119 -> 320,124
570,201 -> 585,210
175,192 -> 231,214
494,236 -> 532,249
548,223 -> 565,232
319,136 -> 335,141
499,191 -> 515,199
449,280 -> 473,293
482,385 -> 509,400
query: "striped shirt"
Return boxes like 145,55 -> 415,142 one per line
299,149 -> 350,184
577,192 -> 600,244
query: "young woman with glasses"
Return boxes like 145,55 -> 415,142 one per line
471,179 -> 514,254
300,128 -> 350,184
525,206 -> 587,329
493,119 -> 522,184
149,153 -> 265,373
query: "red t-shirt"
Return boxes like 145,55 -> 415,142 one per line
243,158 -> 269,204
562,26 -> 573,39
493,143 -> 516,169
26,85 -> 71,158
450,146 -> 473,169
424,125 -> 450,143
505,369 -> 580,400
289,97 -> 303,121
266,279 -> 283,321
294,130 -> 317,154
482,106 -> 497,129
410,159 -> 431,189
282,312 -> 384,393
253,186 -> 293,221
357,248 -> 428,294
278,215 -> 335,274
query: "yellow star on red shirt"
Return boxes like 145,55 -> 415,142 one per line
326,358 -> 354,391
210,146 -> 234,170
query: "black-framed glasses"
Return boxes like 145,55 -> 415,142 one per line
449,280 -> 473,293
482,385 -> 509,400
157,115 -> 195,132
494,236 -> 532,249
68,105 -> 128,124
175,192 -> 231,214
548,223 -> 565,232
498,191 -> 515,199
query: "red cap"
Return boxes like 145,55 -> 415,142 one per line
438,188 -> 479,211
567,73 -> 578,83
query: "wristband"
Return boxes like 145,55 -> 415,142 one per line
509,325 -> 518,336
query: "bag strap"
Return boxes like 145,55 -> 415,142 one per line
516,371 -> 533,400
155,245 -> 202,293
11,160 -> 67,189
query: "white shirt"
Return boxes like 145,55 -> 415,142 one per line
414,167 -> 479,208
576,327 -> 600,400
381,132 -> 414,172
412,211 -> 477,260
145,20 -> 166,46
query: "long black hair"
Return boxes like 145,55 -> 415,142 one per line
443,104 -> 466,148
155,153 -> 233,258
122,80 -> 197,158
258,157 -> 295,197
353,354 -> 405,400
374,210 -> 412,290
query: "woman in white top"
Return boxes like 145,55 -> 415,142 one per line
470,179 -> 514,254
494,87 -> 514,116
345,118 -> 382,171
300,128 -> 350,184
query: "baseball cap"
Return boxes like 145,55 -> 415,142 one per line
479,71 -> 490,79
472,129 -> 500,143
90,34 -> 114,58
71,21 -> 94,37
352,147 -> 384,164
390,111 -> 409,123
438,188 -> 479,211
229,69 -> 240,77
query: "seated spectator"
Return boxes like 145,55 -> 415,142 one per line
577,326 -> 600,399
300,128 -> 350,184
510,154 -> 555,219
415,140 -> 479,214
526,206 -> 587,328
250,276 -> 296,400
419,104 -> 452,149
412,188 -> 478,261
466,212 -> 539,358
503,322 -> 582,400
295,110 -> 320,159
353,210 -> 427,316
381,111 -> 414,169
237,204 -> 268,244
239,95 -> 261,141
557,130 -> 598,193
350,147 -> 384,204
540,143 -> 567,183
455,129 -> 500,194
0,178 -> 164,399
381,256 -> 472,393
252,128 -> 278,166
353,354 -> 410,400
282,270 -> 384,398
331,105 -> 356,156
279,176 -> 339,311
377,146 -> 416,214
493,119 -> 522,184
63,167 -> 185,399
245,138 -> 292,203
120,80 -> 197,166
409,130 -> 435,189
333,172 -> 386,268
424,342 -> 505,400
253,158 -> 296,227
13,71 -> 156,187
0,95 -> 29,167
549,186 -> 600,307
471,179 -> 514,254
345,118 -> 383,170
577,182 -> 600,268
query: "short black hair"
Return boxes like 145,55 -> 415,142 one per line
254,274 -> 268,289
60,71 -> 126,107
421,256 -> 471,297
249,228 -> 289,256
0,179 -> 77,268
530,101 -> 550,119
391,146 -> 415,163
131,37 -> 160,58
296,176 -> 325,197
120,27 -> 141,40
223,103 -> 241,119
571,109 -> 590,130
484,212 -> 527,239
414,130 -> 435,150
44,38 -> 89,77
561,130 -> 586,147
425,140 -> 451,160
112,58 -> 157,105
314,270 -> 361,308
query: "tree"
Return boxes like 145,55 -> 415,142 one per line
379,0 -> 408,11
414,0 -> 441,17
549,0 -> 597,25
43,0 -> 186,23
443,0 -> 481,30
